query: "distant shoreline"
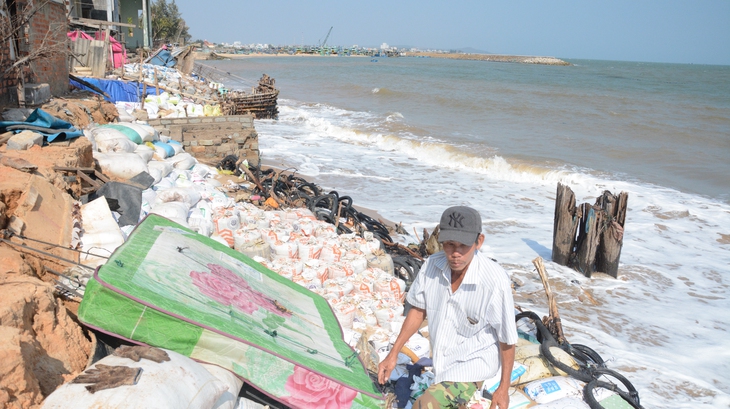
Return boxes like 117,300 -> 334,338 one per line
193,51 -> 570,66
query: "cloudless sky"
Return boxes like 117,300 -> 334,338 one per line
173,0 -> 730,65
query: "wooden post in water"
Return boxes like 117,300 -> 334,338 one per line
552,183 -> 580,265
574,203 -> 603,277
595,191 -> 628,278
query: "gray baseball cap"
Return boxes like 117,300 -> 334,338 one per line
438,206 -> 482,245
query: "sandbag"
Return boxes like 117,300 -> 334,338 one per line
155,187 -> 201,207
199,363 -> 244,409
531,397 -> 589,409
153,141 -> 175,158
115,105 -> 136,122
148,160 -> 173,181
149,201 -> 190,226
114,122 -> 154,142
96,135 -> 137,153
298,237 -> 323,260
166,152 -> 196,170
91,126 -> 128,142
79,197 -> 125,268
523,376 -> 583,404
94,152 -> 149,180
367,251 -> 394,275
41,349 -> 227,409
134,123 -> 160,142
168,140 -> 184,155
104,124 -> 143,144
514,343 -> 580,385
134,144 -> 155,162
469,388 -> 535,409
480,363 -> 528,395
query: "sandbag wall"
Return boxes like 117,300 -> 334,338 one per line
147,115 -> 260,167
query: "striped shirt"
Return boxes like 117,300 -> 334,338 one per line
406,250 -> 518,383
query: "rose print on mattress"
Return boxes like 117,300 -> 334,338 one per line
281,365 -> 358,409
190,263 -> 292,318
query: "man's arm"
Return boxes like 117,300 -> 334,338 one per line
376,306 -> 426,384
489,342 -> 516,409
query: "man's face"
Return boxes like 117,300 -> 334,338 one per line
442,234 -> 484,274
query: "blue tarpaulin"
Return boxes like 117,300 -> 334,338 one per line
70,77 -> 160,103
0,108 -> 84,143
147,49 -> 176,67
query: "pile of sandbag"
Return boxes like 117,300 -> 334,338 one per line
86,122 -> 194,182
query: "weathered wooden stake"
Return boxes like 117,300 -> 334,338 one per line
595,191 -> 628,278
574,203 -> 604,277
552,183 -> 580,265
154,67 -> 160,96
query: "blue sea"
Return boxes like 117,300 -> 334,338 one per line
208,56 -> 730,408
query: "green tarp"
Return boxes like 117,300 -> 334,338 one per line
78,215 -> 384,408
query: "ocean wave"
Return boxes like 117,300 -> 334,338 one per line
279,102 -> 586,186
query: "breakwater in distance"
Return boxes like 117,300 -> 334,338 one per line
409,51 -> 570,65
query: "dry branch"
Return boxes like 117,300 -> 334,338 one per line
532,256 -> 565,344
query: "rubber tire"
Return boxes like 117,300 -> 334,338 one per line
540,338 -> 594,382
583,368 -> 642,409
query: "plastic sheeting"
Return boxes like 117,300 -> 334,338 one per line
0,108 -> 84,142
69,77 -> 160,103
148,49 -> 176,67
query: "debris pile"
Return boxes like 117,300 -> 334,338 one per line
0,94 -> 643,408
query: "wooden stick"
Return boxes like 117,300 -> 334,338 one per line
334,202 -> 343,229
154,67 -> 160,95
381,239 -> 424,261
138,54 -> 145,109
532,256 -> 565,344
268,170 -> 286,207
240,165 -> 265,193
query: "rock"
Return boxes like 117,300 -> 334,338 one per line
1,108 -> 33,122
0,275 -> 92,407
132,109 -> 149,121
6,131 -> 44,151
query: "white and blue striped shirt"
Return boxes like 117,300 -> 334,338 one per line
406,250 -> 518,383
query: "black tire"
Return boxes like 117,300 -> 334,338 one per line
311,194 -> 337,214
583,368 -> 642,409
514,311 -> 555,344
289,191 -> 313,208
296,182 -> 320,198
540,338 -> 594,382
393,256 -> 416,291
567,343 -> 605,368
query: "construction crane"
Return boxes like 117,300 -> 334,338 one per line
320,26 -> 333,48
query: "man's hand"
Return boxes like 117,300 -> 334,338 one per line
489,384 -> 509,409
377,352 -> 398,384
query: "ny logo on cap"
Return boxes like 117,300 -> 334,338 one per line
448,212 -> 464,228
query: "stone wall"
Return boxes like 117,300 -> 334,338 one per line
147,115 -> 260,166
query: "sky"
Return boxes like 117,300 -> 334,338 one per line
173,0 -> 730,65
